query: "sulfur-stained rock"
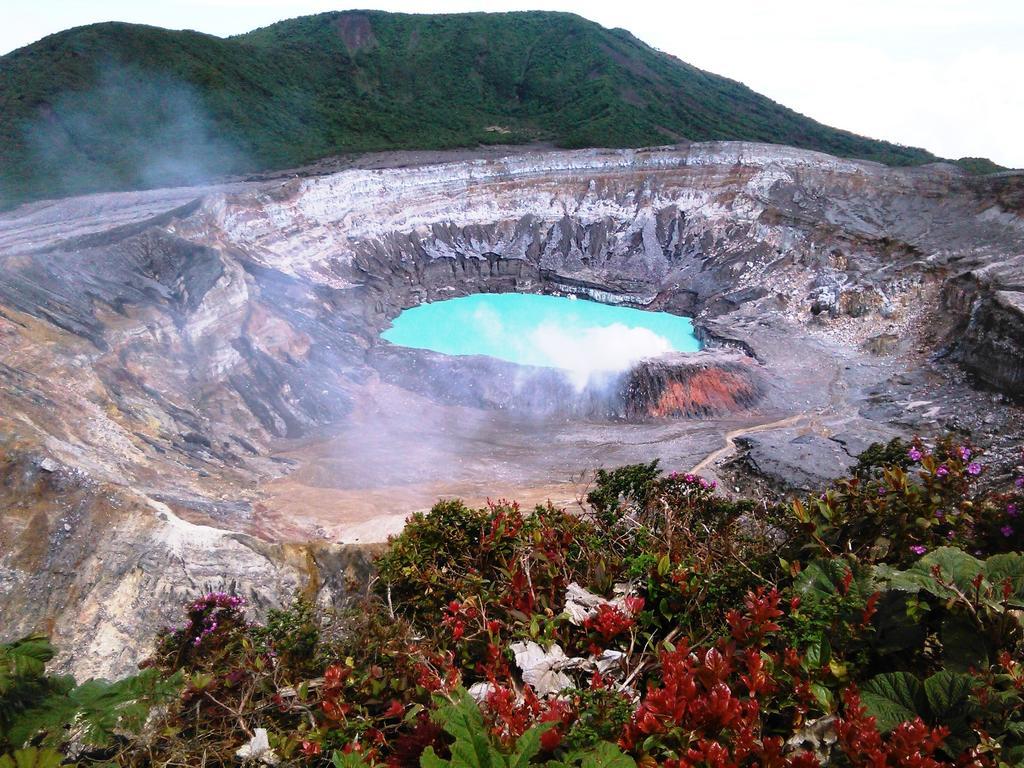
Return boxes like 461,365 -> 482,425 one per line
622,351 -> 764,419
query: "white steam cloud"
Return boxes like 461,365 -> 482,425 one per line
473,306 -> 673,390
529,322 -> 672,389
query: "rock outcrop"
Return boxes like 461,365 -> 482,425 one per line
942,254 -> 1024,400
622,351 -> 764,419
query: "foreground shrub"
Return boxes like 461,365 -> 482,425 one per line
2,436 -> 1023,766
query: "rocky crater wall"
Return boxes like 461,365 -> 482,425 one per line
1,144 -> 1023,678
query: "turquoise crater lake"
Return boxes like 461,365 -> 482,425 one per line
381,293 -> 701,381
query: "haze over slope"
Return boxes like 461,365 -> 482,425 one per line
0,10 -> 998,208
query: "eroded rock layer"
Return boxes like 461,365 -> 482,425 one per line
942,254 -> 1024,399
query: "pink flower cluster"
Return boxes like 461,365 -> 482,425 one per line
184,591 -> 246,647
680,472 -> 717,490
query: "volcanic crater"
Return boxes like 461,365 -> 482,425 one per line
1,143 -> 1023,677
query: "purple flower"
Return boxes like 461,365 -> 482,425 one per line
959,446 -> 972,460
1008,504 -> 1019,518
878,487 -> 888,496
936,465 -> 949,477
947,531 -> 956,539
1001,525 -> 1014,538
910,545 -> 927,555
1016,477 -> 1024,488
935,510 -> 944,519
967,462 -> 982,476
908,447 -> 923,462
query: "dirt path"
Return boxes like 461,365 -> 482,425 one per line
687,348 -> 853,478
688,414 -> 807,475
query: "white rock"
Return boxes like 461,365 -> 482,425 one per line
563,582 -> 613,624
467,681 -> 494,702
563,581 -> 636,624
236,728 -> 280,765
510,640 -> 575,696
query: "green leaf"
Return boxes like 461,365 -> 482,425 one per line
5,668 -> 182,750
984,553 -> 1024,598
0,748 -> 63,768
508,721 -> 555,768
0,636 -> 54,686
873,563 -> 934,595
804,634 -> 831,670
424,689 -> 562,768
334,750 -> 370,768
427,690 -> 497,768
657,555 -> 671,578
861,672 -> 927,732
579,742 -> 636,768
923,670 -> 975,731
810,683 -> 835,712
796,558 -> 872,605
915,548 -> 984,594
875,547 -> 985,599
419,748 -> 446,768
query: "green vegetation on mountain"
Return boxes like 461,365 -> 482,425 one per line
0,11 -> 1000,208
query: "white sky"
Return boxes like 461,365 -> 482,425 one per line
4,0 -> 1022,167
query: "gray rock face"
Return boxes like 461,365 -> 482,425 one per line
0,143 -> 1022,678
942,254 -> 1024,400
736,431 -> 858,492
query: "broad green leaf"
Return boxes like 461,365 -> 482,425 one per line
873,563 -> 934,594
876,547 -> 985,599
424,689 -> 564,768
794,558 -> 849,601
6,668 -> 182,749
984,553 -> 1024,599
0,636 -> 54,683
434,692 -> 495,768
0,748 -> 62,768
861,672 -> 927,732
508,721 -> 556,768
579,742 -> 636,768
420,747 -> 448,768
914,548 -> 984,594
657,554 -> 671,577
1004,744 -> 1024,766
795,558 -> 872,605
923,670 -> 976,731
